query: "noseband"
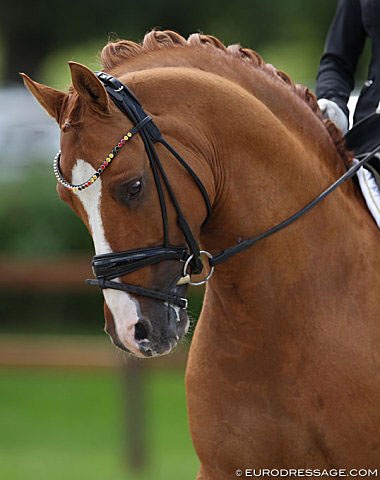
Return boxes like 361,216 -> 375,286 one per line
54,71 -> 380,309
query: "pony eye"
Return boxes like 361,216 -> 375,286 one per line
125,179 -> 143,199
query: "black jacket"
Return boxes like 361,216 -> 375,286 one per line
316,0 -> 380,124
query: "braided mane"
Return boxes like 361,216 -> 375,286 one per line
101,30 -> 352,167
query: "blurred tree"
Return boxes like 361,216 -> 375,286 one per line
1,0 -> 338,84
1,0 -> 126,83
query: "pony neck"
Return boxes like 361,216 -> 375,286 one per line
125,66 -> 376,326
196,72 -> 377,335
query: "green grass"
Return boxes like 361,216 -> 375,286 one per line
0,369 -> 198,480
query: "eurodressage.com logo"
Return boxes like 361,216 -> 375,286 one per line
234,468 -> 379,477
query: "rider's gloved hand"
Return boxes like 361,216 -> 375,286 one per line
317,98 -> 349,134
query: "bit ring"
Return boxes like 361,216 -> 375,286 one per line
183,250 -> 215,286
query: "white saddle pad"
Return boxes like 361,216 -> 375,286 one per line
353,158 -> 380,228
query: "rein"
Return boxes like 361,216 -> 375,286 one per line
54,71 -> 379,308
209,145 -> 380,267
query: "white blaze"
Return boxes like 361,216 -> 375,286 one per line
71,160 -> 141,353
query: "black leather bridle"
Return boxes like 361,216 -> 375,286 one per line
56,71 -> 380,309
82,71 -> 214,309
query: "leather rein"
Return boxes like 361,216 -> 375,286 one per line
55,72 -> 380,309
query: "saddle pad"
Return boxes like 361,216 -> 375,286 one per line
353,159 -> 380,228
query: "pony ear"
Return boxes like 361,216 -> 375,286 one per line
68,61 -> 110,114
20,73 -> 66,123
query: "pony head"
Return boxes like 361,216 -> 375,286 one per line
22,61 -> 213,357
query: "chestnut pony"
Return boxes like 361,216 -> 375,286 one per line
23,31 -> 379,476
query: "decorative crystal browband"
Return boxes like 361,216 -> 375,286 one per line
53,130 -> 134,192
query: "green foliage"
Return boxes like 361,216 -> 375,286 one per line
261,42 -> 323,85
40,40 -> 104,91
0,290 -> 104,335
0,164 -> 92,258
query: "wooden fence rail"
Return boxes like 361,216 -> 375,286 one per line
0,256 -> 93,290
0,333 -> 187,370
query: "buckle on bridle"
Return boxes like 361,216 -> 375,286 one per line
182,250 -> 215,286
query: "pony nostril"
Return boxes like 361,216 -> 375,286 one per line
135,321 -> 149,341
